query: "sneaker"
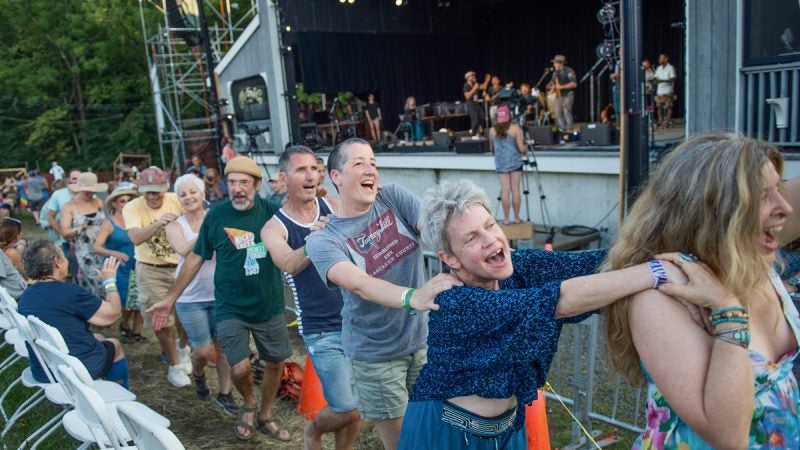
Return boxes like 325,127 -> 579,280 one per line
167,364 -> 190,388
215,392 -> 241,416
176,341 -> 192,375
193,372 -> 211,400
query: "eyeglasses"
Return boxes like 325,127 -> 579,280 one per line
226,179 -> 252,188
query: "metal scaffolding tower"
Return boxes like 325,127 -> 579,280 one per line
138,0 -> 258,170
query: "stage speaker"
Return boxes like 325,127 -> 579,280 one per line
580,123 -> 617,146
453,130 -> 472,140
432,131 -> 452,149
455,139 -> 489,154
527,125 -> 556,145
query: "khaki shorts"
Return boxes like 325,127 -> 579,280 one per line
136,263 -> 176,329
349,347 -> 427,420
655,94 -> 675,107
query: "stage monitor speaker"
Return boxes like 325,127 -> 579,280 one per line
453,130 -> 472,140
455,139 -> 489,154
432,131 -> 452,149
580,123 -> 617,146
527,125 -> 556,145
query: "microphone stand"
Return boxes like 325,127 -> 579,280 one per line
328,100 -> 341,145
580,58 -> 610,123
534,68 -> 551,90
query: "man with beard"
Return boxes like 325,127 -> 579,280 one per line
305,138 -> 461,450
147,156 -> 291,443
123,166 -> 191,388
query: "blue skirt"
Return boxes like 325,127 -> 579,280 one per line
399,400 -> 526,450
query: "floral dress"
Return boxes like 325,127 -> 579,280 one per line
71,208 -> 106,297
633,271 -> 800,449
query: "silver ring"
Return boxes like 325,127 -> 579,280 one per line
679,252 -> 698,264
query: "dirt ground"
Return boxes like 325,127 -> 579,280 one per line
123,309 -> 383,450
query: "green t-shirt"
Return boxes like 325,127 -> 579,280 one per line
193,198 -> 284,323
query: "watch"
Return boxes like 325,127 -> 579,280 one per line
788,276 -> 800,292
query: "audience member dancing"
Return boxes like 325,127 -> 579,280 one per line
261,146 -> 360,450
605,132 -> 800,448
19,240 -> 129,389
148,156 -> 292,442
166,174 -> 238,414
61,172 -> 108,295
306,138 -> 462,450
550,54 -> 577,133
489,105 -> 527,225
397,179 -> 694,448
93,183 -> 143,343
123,166 -> 192,388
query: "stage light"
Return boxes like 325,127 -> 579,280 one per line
596,41 -> 615,60
347,0 -> 355,3
284,25 -> 291,32
395,0 -> 404,6
339,0 -> 346,3
597,4 -> 616,25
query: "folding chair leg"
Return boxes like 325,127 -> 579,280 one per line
0,352 -> 22,374
1,390 -> 45,438
0,375 -> 23,421
23,407 -> 68,450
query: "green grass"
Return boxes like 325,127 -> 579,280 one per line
0,341 -> 80,449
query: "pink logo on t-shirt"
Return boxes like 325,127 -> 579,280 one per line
348,211 -> 418,278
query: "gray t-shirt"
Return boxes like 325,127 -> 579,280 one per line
0,252 -> 26,299
306,183 -> 428,362
21,177 -> 46,201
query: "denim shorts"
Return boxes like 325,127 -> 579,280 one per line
349,347 -> 427,420
175,301 -> 216,348
302,331 -> 358,413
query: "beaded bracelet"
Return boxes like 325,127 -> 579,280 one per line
401,288 -> 417,315
714,326 -> 750,348
710,316 -> 749,327
647,260 -> 668,289
710,305 -> 747,316
105,288 -> 119,296
103,283 -> 118,291
102,278 -> 117,287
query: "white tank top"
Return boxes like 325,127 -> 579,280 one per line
175,214 -> 216,304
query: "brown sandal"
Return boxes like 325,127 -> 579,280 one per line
256,414 -> 291,442
233,405 -> 257,441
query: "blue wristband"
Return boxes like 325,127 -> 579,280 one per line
102,278 -> 117,287
647,260 -> 668,289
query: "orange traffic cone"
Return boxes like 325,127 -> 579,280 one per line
526,390 -> 551,450
298,354 -> 328,420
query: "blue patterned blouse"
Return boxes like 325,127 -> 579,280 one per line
410,248 -> 607,430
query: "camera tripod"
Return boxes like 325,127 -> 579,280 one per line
238,122 -> 272,178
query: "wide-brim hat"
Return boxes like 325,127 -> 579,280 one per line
106,182 -> 139,206
464,70 -> 476,80
551,54 -> 567,63
68,172 -> 108,193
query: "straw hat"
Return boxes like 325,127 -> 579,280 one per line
106,182 -> 139,206
68,172 -> 108,193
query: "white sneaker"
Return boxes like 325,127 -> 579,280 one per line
176,341 -> 192,375
167,364 -> 191,387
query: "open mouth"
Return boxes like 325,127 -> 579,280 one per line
762,224 -> 783,251
360,179 -> 376,192
485,248 -> 507,266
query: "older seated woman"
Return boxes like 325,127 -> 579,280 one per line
398,179 -> 708,449
18,239 -> 129,389
605,132 -> 800,448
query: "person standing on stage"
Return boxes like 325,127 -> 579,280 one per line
550,54 -> 577,133
463,71 -> 490,136
654,53 -> 677,129
261,146 -> 361,450
365,93 -> 383,142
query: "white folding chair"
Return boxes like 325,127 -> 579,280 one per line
56,365 -> 133,450
0,290 -> 24,375
27,316 -> 136,403
0,306 -> 68,446
117,401 -> 184,450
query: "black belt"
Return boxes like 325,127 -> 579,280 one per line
138,261 -> 177,268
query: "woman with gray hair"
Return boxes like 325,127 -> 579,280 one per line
165,174 -> 238,414
398,179 -> 714,449
17,239 -> 129,389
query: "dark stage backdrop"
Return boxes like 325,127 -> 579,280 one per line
285,0 -> 685,133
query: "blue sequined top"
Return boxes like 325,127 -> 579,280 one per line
410,248 -> 607,430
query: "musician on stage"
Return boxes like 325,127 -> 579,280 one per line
463,71 -> 490,136
550,54 -> 577,133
